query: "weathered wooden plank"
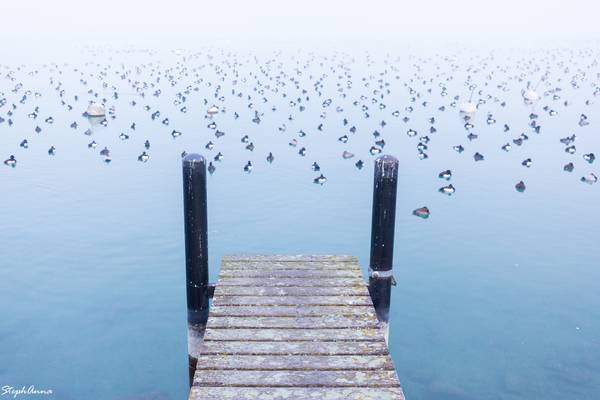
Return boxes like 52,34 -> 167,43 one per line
194,370 -> 400,387
195,355 -> 394,370
219,269 -> 362,278
221,261 -> 358,271
198,341 -> 389,355
222,255 -> 358,262
214,285 -> 370,297
203,328 -> 383,342
218,277 -> 365,287
210,305 -> 377,318
207,315 -> 379,329
214,295 -> 372,306
190,386 -> 405,400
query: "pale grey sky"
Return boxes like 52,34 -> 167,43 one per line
2,0 -> 599,51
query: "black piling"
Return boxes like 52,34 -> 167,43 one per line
368,155 -> 399,342
182,154 -> 210,386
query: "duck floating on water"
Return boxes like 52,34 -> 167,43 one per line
439,184 -> 455,195
413,206 -> 430,219
438,170 -> 452,180
370,146 -> 382,155
4,155 -> 16,167
563,162 -> 575,172
581,173 -> 598,184
313,174 -> 327,185
208,162 -> 216,174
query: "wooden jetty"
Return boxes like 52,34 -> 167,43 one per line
182,155 -> 403,399
188,255 -> 404,400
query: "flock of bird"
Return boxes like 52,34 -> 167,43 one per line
1,48 -> 598,218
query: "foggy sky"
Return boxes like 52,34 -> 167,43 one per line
2,0 -> 599,52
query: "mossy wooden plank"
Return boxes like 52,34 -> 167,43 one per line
214,295 -> 372,306
190,386 -> 405,400
218,277 -> 365,287
207,315 -> 379,329
198,340 -> 389,355
214,285 -> 370,297
210,305 -> 377,318
221,261 -> 357,271
219,269 -> 362,278
222,255 -> 358,262
194,370 -> 400,387
194,354 -> 394,370
203,328 -> 383,341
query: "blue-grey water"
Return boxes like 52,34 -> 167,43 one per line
1,47 -> 599,400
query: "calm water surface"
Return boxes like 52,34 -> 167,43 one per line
1,47 -> 599,400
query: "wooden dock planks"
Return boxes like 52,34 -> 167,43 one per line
189,255 -> 404,400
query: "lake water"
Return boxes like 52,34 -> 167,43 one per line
1,46 -> 599,400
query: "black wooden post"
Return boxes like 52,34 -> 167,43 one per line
182,153 -> 210,386
368,155 -> 398,342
